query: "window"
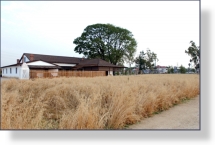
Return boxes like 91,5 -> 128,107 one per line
6,68 -> 7,74
2,69 -> 3,74
10,68 -> 12,74
16,68 -> 17,74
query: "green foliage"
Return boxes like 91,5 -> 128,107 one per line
167,66 -> 174,73
185,41 -> 200,69
124,46 -> 136,68
135,50 -> 146,72
145,48 -> 158,69
191,68 -> 196,73
135,48 -> 158,72
73,23 -> 137,65
115,72 -> 119,75
179,65 -> 186,74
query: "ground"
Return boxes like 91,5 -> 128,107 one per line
1,77 -> 199,130
128,95 -> 200,129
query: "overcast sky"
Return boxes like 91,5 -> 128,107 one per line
1,1 -> 199,68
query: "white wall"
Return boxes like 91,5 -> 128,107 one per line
108,71 -> 113,76
20,63 -> 30,79
27,60 -> 55,66
2,66 -> 21,78
163,68 -> 168,73
157,68 -> 168,73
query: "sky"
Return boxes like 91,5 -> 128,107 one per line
1,1 -> 199,68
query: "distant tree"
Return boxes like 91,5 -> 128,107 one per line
135,50 -> 146,73
167,66 -> 174,73
185,41 -> 200,70
145,48 -> 158,70
73,23 -> 137,65
188,63 -> 191,73
191,68 -> 196,73
179,65 -> 186,74
134,48 -> 159,73
124,47 -> 136,74
170,67 -> 174,73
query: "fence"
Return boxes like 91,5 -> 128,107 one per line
30,70 -> 106,79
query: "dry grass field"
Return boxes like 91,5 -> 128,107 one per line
1,74 -> 199,129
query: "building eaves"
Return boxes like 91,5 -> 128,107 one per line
1,63 -> 22,68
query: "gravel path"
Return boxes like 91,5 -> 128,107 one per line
128,96 -> 200,129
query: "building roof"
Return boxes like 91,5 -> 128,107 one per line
1,63 -> 22,68
28,65 -> 61,69
24,53 -> 125,68
23,53 -> 82,64
77,59 -> 125,68
2,53 -> 126,69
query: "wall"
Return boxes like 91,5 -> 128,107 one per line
157,68 -> 168,73
98,67 -> 113,71
83,67 -> 113,76
48,69 -> 58,72
108,71 -> 113,76
20,63 -> 30,79
83,67 -> 98,71
2,66 -> 21,78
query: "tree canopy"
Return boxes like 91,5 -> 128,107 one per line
179,65 -> 186,74
145,48 -> 158,69
135,50 -> 146,72
185,41 -> 200,69
135,48 -> 158,72
73,23 -> 137,65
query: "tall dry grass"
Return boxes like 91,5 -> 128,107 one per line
1,74 -> 199,129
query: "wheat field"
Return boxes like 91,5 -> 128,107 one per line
1,74 -> 199,129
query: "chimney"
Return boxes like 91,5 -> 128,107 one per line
17,59 -> 20,64
30,54 -> 34,61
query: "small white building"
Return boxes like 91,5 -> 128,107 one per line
1,63 -> 30,79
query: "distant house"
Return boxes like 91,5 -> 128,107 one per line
156,65 -> 168,74
1,53 -> 125,79
143,68 -> 151,74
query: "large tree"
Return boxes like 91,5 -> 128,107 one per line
185,41 -> 200,70
73,23 -> 137,65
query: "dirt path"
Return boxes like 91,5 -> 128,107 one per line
128,96 -> 200,129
